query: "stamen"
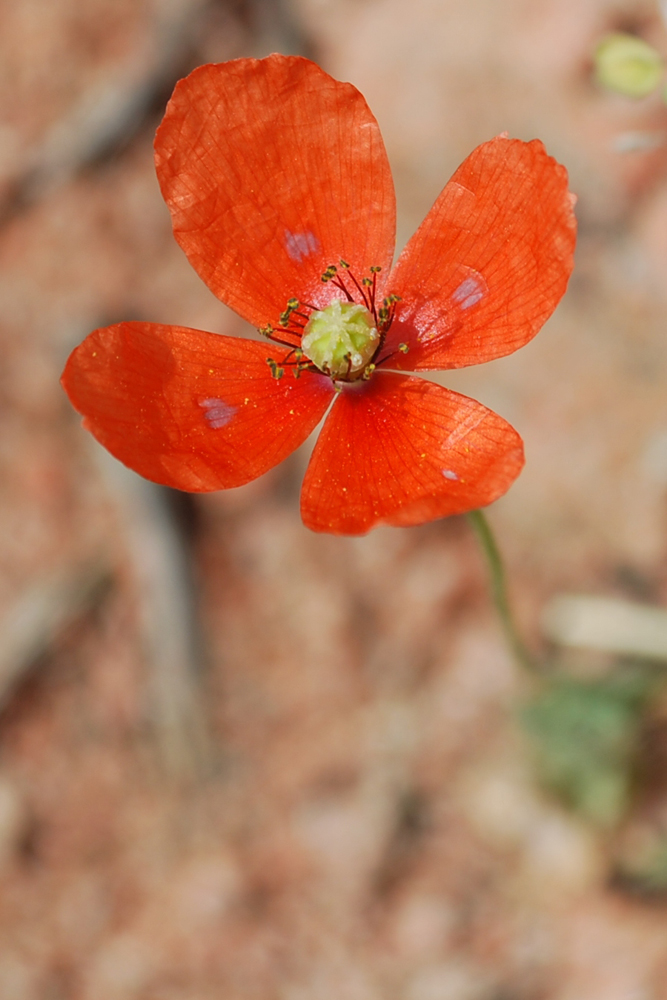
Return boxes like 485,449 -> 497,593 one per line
369,267 -> 381,313
267,330 -> 302,349
344,268 -> 370,310
331,276 -> 354,302
279,297 -> 301,326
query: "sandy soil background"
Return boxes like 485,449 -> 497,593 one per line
2,0 -> 667,997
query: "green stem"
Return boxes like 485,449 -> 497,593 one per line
466,509 -> 536,673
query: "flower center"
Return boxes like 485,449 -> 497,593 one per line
300,300 -> 378,378
259,261 -> 403,382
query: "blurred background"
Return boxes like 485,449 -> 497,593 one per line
2,0 -> 667,996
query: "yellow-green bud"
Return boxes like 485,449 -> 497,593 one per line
594,33 -> 663,98
301,300 -> 378,377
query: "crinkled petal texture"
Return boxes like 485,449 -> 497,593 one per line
62,323 -> 335,491
383,136 -> 576,370
155,56 -> 396,327
301,373 -> 524,534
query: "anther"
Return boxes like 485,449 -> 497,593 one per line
267,358 -> 284,379
279,297 -> 301,326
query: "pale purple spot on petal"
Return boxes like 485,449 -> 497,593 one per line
199,398 -> 236,430
285,229 -> 320,263
442,469 -> 459,481
452,274 -> 485,310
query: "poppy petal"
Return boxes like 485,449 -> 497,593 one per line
154,56 -> 396,328
301,372 -> 524,535
62,323 -> 335,491
383,137 -> 576,371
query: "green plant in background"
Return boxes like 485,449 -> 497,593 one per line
521,667 -> 660,827
469,514 -> 666,835
594,32 -> 666,99
470,510 -> 667,895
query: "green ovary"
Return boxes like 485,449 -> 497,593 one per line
301,300 -> 378,377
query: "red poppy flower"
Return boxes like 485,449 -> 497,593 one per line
62,55 -> 576,535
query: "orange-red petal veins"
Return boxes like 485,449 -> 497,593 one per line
61,322 -> 335,492
300,373 -> 524,535
383,137 -> 576,371
154,56 -> 396,328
